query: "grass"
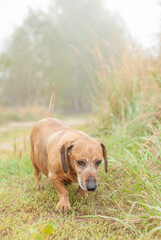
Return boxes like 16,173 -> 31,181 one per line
0,127 -> 31,143
0,105 -> 66,124
0,105 -> 45,124
88,38 -> 161,128
0,39 -> 161,239
0,117 -> 161,240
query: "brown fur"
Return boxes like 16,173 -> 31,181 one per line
30,84 -> 107,211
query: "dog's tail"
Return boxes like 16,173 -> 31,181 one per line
47,83 -> 55,118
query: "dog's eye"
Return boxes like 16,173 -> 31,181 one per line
76,160 -> 86,167
95,160 -> 102,166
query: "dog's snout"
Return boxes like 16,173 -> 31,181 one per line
86,177 -> 97,191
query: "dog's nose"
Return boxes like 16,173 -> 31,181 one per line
86,177 -> 97,191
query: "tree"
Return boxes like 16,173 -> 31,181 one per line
0,0 -> 126,112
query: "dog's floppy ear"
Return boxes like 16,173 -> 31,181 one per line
96,139 -> 108,173
60,144 -> 74,173
100,143 -> 108,173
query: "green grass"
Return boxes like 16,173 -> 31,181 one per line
0,128 -> 31,143
0,121 -> 161,240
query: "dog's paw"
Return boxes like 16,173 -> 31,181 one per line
56,199 -> 71,212
76,188 -> 88,199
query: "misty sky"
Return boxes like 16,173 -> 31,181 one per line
0,0 -> 160,50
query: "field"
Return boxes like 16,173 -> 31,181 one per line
0,0 -> 161,238
0,113 -> 161,240
0,40 -> 161,240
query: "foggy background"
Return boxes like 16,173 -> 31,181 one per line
0,0 -> 160,115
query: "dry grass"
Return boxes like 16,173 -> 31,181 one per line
88,38 -> 161,127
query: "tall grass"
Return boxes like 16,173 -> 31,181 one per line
89,39 -> 161,128
88,39 -> 161,238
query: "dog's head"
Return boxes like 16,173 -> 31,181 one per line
60,136 -> 107,191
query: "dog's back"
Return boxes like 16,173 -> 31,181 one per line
30,117 -> 70,175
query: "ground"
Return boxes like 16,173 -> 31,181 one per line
0,119 -> 161,239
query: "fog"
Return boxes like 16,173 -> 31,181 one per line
0,0 -> 160,114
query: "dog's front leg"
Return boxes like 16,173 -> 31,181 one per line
49,173 -> 71,211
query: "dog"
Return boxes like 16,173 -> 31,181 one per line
30,84 -> 107,211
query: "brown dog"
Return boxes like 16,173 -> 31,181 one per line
30,84 -> 107,211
